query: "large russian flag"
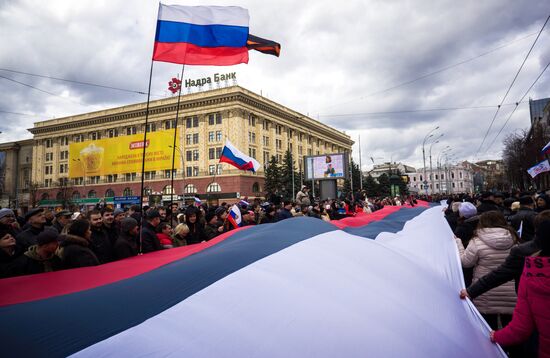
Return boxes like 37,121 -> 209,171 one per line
0,203 -> 506,357
153,4 -> 250,66
219,139 -> 261,172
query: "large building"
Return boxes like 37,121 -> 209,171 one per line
408,161 -> 475,194
366,162 -> 416,179
0,139 -> 34,209
529,97 -> 550,125
26,86 -> 353,208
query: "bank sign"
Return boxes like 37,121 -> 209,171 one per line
184,72 -> 236,88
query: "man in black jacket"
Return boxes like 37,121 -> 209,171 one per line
101,207 -> 119,246
87,209 -> 113,264
509,195 -> 537,242
476,192 -> 500,214
113,217 -> 138,260
60,219 -> 100,269
140,209 -> 162,253
52,210 -> 72,234
16,208 -> 46,251
7,229 -> 60,277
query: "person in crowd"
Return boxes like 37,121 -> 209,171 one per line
16,208 -> 46,251
320,206 -> 331,222
43,209 -> 54,227
477,192 -> 501,214
535,194 -> 550,213
454,202 -> 478,287
509,195 -> 537,242
277,201 -> 293,221
51,210 -> 72,234
156,222 -> 174,249
490,220 -> 550,358
101,207 -> 119,246
173,223 -> 189,246
128,204 -> 142,225
158,206 -> 168,223
113,217 -> 138,260
455,211 -> 518,330
0,208 -> 21,238
260,206 -> 278,224
141,209 -> 163,253
0,230 -> 23,277
113,208 -> 126,226
184,206 -> 207,245
215,206 -> 231,233
204,211 -> 221,240
87,209 -> 113,264
445,202 -> 461,232
295,185 -> 311,206
59,219 -> 99,269
241,210 -> 256,226
502,197 -> 516,219
7,229 -> 60,277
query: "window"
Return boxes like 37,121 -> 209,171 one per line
435,174 -> 438,180
206,182 -> 221,192
209,165 -> 216,175
288,128 -> 293,138
252,182 -> 261,192
186,150 -> 192,161
89,176 -> 100,184
263,136 -> 270,146
208,113 -> 222,125
298,145 -> 303,154
45,139 -> 53,148
184,184 -> 197,194
460,182 -> 463,188
249,148 -> 256,159
263,151 -> 270,164
208,131 -> 215,142
145,123 -> 156,132
209,148 -> 215,160
452,182 -> 456,188
248,114 -> 256,127
74,134 -> 84,142
107,128 -> 119,138
216,131 -> 222,141
276,125 -> 282,135
88,190 -> 97,198
185,116 -> 199,128
45,165 -> 53,175
277,154 -> 282,162
192,150 -> 199,161
143,187 -> 152,196
73,177 -> 84,185
193,133 -> 199,144
459,172 -> 463,179
299,133 -> 304,141
59,164 -> 68,173
186,166 -> 193,177
125,173 -> 136,181
90,132 -> 101,140
144,171 -> 156,180
126,126 -> 137,135
193,166 -> 199,176
441,174 -> 444,180
216,164 -> 222,175
262,120 -> 269,130
105,189 -> 115,197
72,191 -> 80,200
186,134 -> 192,145
165,119 -> 176,130
289,143 -> 293,152
45,152 -> 53,162
451,173 -> 455,179
60,136 -> 69,146
248,132 -> 256,143
123,187 -> 133,196
276,139 -> 282,149
107,174 -> 118,183
59,151 -> 69,160
164,169 -> 176,178
163,185 -> 174,194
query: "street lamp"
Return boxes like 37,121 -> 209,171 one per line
437,146 -> 451,193
428,133 -> 444,194
168,145 -> 185,195
422,126 -> 439,195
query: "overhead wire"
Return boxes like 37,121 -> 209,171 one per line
475,15 -> 550,157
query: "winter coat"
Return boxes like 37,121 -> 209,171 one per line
509,207 -> 537,242
203,223 -> 220,241
156,232 -> 174,247
0,245 -> 23,278
140,221 -> 162,253
493,256 -> 550,358
295,191 -> 311,206
456,227 -> 517,314
477,200 -> 501,214
15,226 -> 43,251
185,221 -> 207,245
90,227 -> 113,264
277,208 -> 293,221
113,232 -> 138,260
103,223 -> 119,246
59,234 -> 100,269
467,238 -> 541,299
6,245 -> 61,277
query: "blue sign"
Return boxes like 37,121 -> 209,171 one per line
114,196 -> 140,204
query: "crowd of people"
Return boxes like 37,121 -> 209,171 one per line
443,191 -> 549,357
0,188 -> 413,279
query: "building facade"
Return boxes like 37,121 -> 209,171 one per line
408,161 -> 475,194
27,86 -> 353,207
0,139 -> 34,209
367,162 -> 416,179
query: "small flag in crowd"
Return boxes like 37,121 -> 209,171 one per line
541,140 -> 550,155
239,199 -> 250,208
152,4 -> 250,65
194,197 -> 202,206
227,204 -> 242,229
527,159 -> 550,178
219,140 -> 261,173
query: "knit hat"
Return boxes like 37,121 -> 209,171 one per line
458,202 -> 477,219
215,206 -> 227,216
36,229 -> 59,246
24,208 -> 44,222
0,208 -> 15,219
113,208 -> 125,217
121,217 -> 138,233
205,211 -> 217,223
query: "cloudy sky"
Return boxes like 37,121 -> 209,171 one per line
1,0 -> 549,170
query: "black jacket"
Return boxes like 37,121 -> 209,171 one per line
185,221 -> 207,245
90,227 -> 114,264
113,232 -> 138,260
0,245 -> 23,278
60,234 -> 100,269
204,223 -> 220,241
140,221 -> 162,253
6,245 -> 61,277
277,208 -> 293,221
103,223 -> 119,246
476,199 -> 500,214
52,220 -> 65,234
15,226 -> 44,251
467,239 -> 541,298
509,207 -> 537,242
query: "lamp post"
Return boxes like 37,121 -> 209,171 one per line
428,133 -> 444,194
437,146 -> 451,193
422,126 -> 439,195
168,145 -> 185,196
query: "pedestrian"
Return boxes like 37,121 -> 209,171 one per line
184,206 -> 206,245
52,210 -> 72,234
455,211 -> 518,330
296,186 -> 311,206
16,208 -> 46,251
87,209 -> 113,264
7,229 -> 61,277
101,207 -> 119,246
59,219 -> 100,269
141,209 -> 163,253
113,217 -> 138,260
156,222 -> 174,249
0,229 -> 22,277
477,192 -> 501,214
277,201 -> 293,221
509,196 -> 537,242
535,194 -> 550,213
0,208 -> 21,238
173,223 -> 189,246
204,211 -> 220,240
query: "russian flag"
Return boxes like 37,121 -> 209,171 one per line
153,4 -> 250,66
541,140 -> 550,155
219,139 -> 261,173
227,204 -> 242,229
0,202 -> 507,357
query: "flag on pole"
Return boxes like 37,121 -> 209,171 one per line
219,140 -> 261,173
194,197 -> 202,206
541,140 -> 550,155
246,34 -> 281,57
152,4 -> 250,65
527,159 -> 550,178
227,204 -> 242,228
517,220 -> 523,239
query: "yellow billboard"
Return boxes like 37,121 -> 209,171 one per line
69,129 -> 181,178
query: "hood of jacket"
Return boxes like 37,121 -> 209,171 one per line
476,227 -> 514,250
23,244 -> 52,261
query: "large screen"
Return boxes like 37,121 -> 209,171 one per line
304,153 -> 349,181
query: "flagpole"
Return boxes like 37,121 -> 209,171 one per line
138,59 -> 155,254
170,65 -> 185,222
358,134 -> 363,190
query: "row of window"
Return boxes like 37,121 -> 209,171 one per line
413,171 -> 467,182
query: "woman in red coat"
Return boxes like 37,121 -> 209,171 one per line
491,221 -> 550,358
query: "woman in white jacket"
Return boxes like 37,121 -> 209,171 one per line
455,210 -> 518,330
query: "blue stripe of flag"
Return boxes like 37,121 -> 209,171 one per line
155,20 -> 248,47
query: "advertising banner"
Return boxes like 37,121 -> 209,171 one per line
69,129 -> 180,178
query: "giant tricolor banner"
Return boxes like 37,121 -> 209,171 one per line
153,4 -> 250,65
0,203 -> 506,357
